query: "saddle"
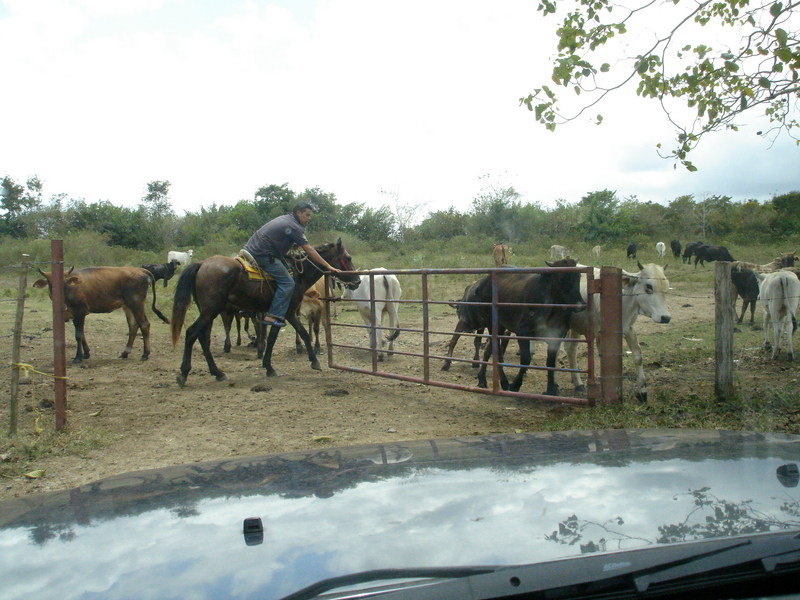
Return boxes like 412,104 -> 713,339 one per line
236,249 -> 294,282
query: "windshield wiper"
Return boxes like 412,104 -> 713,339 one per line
282,530 -> 800,600
280,566 -> 498,600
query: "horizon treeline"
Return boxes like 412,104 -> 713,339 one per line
2,175 -> 798,256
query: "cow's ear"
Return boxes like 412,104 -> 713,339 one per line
65,276 -> 81,286
33,279 -> 48,289
621,275 -> 638,288
306,289 -> 320,299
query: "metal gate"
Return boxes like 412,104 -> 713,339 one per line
318,266 -> 623,406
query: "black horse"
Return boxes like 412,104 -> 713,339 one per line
170,239 -> 360,387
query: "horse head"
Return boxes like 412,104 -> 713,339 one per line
317,238 -> 361,290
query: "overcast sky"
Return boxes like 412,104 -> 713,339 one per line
1,0 -> 798,217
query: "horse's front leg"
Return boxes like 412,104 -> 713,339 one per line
286,313 -> 321,370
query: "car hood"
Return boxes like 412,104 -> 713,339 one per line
2,428 -> 800,600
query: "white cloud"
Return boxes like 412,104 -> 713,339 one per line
0,0 -> 797,216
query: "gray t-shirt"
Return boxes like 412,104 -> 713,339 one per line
245,213 -> 309,256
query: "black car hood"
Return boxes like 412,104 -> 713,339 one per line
2,429 -> 800,600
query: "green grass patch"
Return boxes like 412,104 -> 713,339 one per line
538,387 -> 800,434
0,426 -> 113,479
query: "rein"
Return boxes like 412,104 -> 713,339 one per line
292,249 -> 352,286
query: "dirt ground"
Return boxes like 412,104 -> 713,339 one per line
0,272 -> 792,501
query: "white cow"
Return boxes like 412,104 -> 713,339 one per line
341,268 -> 402,360
565,262 -> 671,402
591,245 -> 602,259
167,249 -> 193,265
549,244 -> 569,260
756,271 -> 800,360
655,241 -> 666,258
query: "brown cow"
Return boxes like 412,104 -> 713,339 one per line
492,243 -> 510,266
295,288 -> 324,355
34,266 -> 169,363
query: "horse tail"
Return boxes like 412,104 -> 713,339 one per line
382,275 -> 401,342
146,270 -> 170,324
171,262 -> 201,346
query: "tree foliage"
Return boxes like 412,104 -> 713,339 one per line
2,172 -> 799,253
522,0 -> 800,170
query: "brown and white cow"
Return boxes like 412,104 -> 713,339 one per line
34,266 -> 169,363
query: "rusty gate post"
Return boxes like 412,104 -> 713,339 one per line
599,266 -> 623,404
51,240 -> 68,431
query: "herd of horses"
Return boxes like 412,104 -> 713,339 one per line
31,238 -> 798,400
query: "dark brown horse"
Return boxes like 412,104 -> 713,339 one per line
170,239 -> 360,387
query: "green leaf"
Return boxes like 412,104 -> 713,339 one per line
770,2 -> 783,17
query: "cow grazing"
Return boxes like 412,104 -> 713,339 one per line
142,260 -> 179,288
564,262 -> 671,402
167,249 -> 194,266
549,245 -> 569,260
472,259 -> 585,396
731,267 -> 759,326
340,268 -> 402,360
694,244 -> 735,268
655,242 -> 666,258
682,241 -> 704,264
670,240 -> 682,259
492,243 -> 510,266
591,245 -> 602,260
755,271 -> 800,360
626,243 -> 637,259
33,266 -> 170,363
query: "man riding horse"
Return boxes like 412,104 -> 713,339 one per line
244,202 -> 342,327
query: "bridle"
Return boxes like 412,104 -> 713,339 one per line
292,248 -> 358,289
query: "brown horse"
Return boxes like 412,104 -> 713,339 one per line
170,239 -> 360,387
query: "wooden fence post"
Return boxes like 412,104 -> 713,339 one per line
9,254 -> 30,436
715,261 -> 736,400
599,266 -> 623,404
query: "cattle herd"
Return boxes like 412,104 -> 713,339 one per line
30,241 -> 800,400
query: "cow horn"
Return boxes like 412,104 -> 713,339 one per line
637,261 -> 644,270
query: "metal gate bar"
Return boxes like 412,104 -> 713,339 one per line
323,266 -> 597,405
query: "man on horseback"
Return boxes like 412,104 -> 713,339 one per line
244,202 -> 342,327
